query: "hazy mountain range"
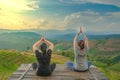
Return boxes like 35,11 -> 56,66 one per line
0,29 -> 120,51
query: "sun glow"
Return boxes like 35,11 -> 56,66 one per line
0,0 -> 32,12
0,0 -> 39,30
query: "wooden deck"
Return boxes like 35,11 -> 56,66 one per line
9,64 -> 109,80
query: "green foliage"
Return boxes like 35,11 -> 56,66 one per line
55,50 -> 74,61
54,41 -> 73,52
0,50 -> 36,80
99,67 -> 120,80
87,39 -> 120,80
109,62 -> 120,72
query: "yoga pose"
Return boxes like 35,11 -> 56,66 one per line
32,35 -> 56,76
67,27 -> 91,71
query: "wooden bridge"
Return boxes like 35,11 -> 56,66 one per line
9,64 -> 109,80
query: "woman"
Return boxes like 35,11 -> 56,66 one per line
67,27 -> 91,71
32,35 -> 56,76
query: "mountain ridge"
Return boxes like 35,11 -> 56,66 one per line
0,31 -> 120,51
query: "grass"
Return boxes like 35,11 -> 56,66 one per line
92,61 -> 120,79
109,62 -> 120,72
51,54 -> 70,64
89,39 -> 120,80
0,49 -> 70,80
0,50 -> 36,80
99,67 -> 120,80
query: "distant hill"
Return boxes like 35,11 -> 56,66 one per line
49,33 -> 120,41
0,32 -> 41,51
0,31 -> 120,51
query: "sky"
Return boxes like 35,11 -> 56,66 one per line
0,0 -> 120,34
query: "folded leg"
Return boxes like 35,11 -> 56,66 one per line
66,62 -> 74,70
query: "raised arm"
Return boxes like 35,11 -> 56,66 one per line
33,35 -> 44,52
80,27 -> 89,46
44,38 -> 54,51
74,29 -> 80,47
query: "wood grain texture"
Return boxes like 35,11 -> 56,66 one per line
9,64 -> 109,80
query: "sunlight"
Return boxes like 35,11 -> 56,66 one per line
0,11 -> 47,30
0,0 -> 46,30
0,0 -> 32,11
0,0 -> 40,30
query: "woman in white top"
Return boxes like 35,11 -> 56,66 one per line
66,27 -> 91,71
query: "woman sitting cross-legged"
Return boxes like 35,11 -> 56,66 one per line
32,35 -> 56,76
66,26 -> 91,72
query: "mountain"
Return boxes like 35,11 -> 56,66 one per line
48,33 -> 120,41
0,30 -> 120,51
0,32 -> 41,51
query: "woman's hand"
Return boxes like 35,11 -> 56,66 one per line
78,26 -> 83,34
41,35 -> 45,41
80,26 -> 83,33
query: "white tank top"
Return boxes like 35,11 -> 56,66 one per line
73,44 -> 89,71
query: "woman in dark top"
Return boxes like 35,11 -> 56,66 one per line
32,35 -> 56,76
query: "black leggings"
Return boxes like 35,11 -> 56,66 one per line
32,63 -> 56,76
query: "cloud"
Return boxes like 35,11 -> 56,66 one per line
64,11 -> 99,24
0,0 -> 40,30
0,15 -> 66,30
27,1 -> 39,10
64,11 -> 120,33
35,19 -> 66,30
59,0 -> 120,7
0,0 -> 39,12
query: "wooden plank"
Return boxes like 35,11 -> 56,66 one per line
89,66 -> 109,80
18,64 -> 31,80
9,64 -> 31,80
9,64 -> 109,80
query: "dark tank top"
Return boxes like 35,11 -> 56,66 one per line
35,49 -> 52,76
